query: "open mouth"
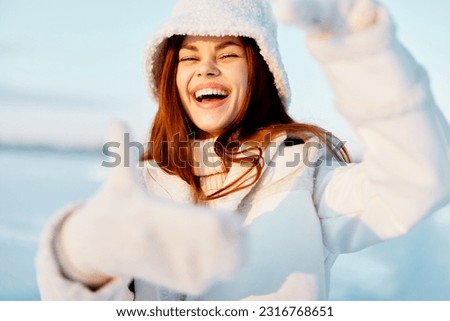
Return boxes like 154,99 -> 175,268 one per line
194,88 -> 229,103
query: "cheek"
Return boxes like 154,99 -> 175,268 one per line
175,68 -> 188,103
238,67 -> 249,104
175,68 -> 182,94
237,63 -> 249,93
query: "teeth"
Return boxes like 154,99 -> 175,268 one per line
194,88 -> 228,99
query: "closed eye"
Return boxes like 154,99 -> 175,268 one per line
179,56 -> 198,62
219,53 -> 239,59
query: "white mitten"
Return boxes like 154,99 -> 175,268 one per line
57,122 -> 244,295
271,0 -> 377,36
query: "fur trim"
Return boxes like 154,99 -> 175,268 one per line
144,0 -> 291,106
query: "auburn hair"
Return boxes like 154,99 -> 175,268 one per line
142,35 -> 351,203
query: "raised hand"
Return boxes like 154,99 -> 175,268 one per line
58,122 -> 245,295
271,0 -> 377,35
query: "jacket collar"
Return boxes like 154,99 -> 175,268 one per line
212,133 -> 288,212
143,132 -> 288,213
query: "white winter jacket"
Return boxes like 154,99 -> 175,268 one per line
36,7 -> 450,300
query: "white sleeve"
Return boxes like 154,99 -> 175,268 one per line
310,5 -> 450,254
35,204 -> 135,300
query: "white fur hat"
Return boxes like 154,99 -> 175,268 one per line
144,0 -> 291,106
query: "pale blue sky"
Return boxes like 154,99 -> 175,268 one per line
1,0 -> 449,149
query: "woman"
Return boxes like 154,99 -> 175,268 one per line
36,0 -> 450,300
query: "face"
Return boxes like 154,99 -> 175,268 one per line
176,36 -> 248,137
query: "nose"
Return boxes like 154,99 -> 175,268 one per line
196,58 -> 220,77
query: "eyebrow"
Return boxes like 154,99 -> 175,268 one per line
180,41 -> 243,51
